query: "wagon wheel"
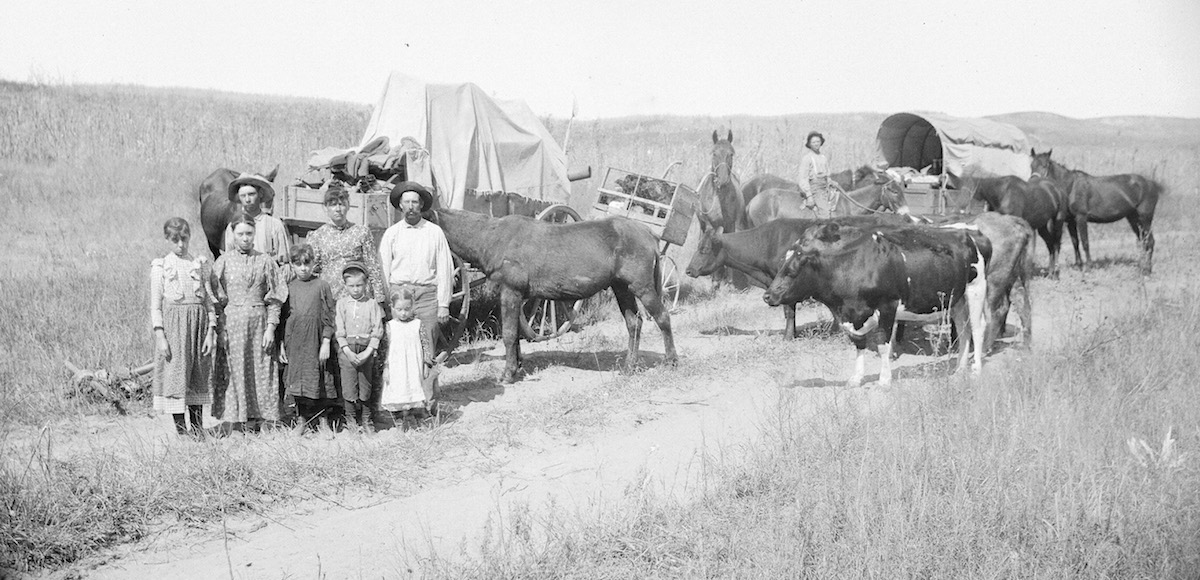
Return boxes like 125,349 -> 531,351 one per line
534,204 -> 582,223
658,255 -> 682,313
522,204 -> 585,341
442,254 -> 471,354
640,255 -> 682,319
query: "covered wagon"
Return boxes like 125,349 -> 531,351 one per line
875,112 -> 1031,215
280,72 -> 589,344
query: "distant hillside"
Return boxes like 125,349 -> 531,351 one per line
989,111 -> 1200,149
2,80 -> 1194,191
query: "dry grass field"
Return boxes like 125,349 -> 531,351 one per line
1,80 -> 1199,577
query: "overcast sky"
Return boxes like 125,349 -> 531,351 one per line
3,0 -> 1197,119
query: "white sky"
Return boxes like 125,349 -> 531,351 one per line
2,0 -> 1198,119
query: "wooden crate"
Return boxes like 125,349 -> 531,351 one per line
590,168 -> 695,246
901,183 -> 943,215
660,183 -> 696,246
280,185 -> 396,232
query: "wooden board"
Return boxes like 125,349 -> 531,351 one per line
660,183 -> 696,246
281,186 -> 396,232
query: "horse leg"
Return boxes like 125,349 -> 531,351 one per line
610,283 -> 644,372
499,286 -> 524,383
784,303 -> 797,340
1038,225 -> 1059,279
1066,218 -> 1082,267
1130,214 -> 1154,275
1075,215 -> 1091,269
632,280 -> 678,365
1048,220 -> 1064,279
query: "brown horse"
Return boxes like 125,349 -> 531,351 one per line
696,129 -> 744,233
742,176 -> 910,228
1031,149 -> 1161,274
968,175 -> 1069,278
432,209 -> 677,383
830,165 -> 878,192
198,165 -> 279,258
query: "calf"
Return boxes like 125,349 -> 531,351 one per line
764,222 -> 990,387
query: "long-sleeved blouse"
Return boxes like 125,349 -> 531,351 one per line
307,221 -> 386,301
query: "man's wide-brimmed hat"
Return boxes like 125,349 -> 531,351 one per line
389,181 -> 434,212
227,173 -> 277,204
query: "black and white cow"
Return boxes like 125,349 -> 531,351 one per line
764,222 -> 991,387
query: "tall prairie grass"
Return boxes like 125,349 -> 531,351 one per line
1,80 -> 1198,574
424,292 -> 1200,579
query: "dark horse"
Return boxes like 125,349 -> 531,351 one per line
829,165 -> 878,192
969,175 -> 1069,278
433,209 -> 677,383
696,129 -> 744,233
1031,149 -> 1161,275
741,175 -> 909,228
198,165 -> 279,257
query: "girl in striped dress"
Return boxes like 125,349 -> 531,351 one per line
150,218 -> 217,436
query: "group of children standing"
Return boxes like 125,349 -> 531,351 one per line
149,216 -> 438,437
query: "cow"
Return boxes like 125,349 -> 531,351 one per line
914,212 -> 1034,351
764,222 -> 991,387
685,215 -> 912,339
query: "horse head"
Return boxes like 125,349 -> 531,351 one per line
711,129 -> 735,187
1030,148 -> 1058,179
685,223 -> 725,277
880,178 -> 911,215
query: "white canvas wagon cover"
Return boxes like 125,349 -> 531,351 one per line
360,72 -> 571,209
876,112 -> 1031,186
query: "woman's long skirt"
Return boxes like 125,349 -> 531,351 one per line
152,303 -> 212,414
213,304 -> 280,423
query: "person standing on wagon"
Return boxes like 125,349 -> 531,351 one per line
798,131 -> 835,218
222,173 -> 291,264
377,182 -> 453,402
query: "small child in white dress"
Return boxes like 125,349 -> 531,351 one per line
379,288 -> 439,427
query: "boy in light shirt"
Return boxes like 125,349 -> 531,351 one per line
335,262 -> 384,432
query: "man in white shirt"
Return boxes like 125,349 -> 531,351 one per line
378,182 -> 454,367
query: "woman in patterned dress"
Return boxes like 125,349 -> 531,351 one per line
150,218 -> 217,435
307,181 -> 386,302
212,214 -> 289,430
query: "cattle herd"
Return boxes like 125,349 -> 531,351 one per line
672,139 -> 1160,388
418,133 -> 1160,388
199,133 -> 1158,389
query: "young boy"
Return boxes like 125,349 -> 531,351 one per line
335,262 -> 385,432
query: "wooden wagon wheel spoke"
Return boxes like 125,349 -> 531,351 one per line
442,253 -> 472,353
659,256 -> 682,313
640,255 -> 682,319
521,204 -> 584,341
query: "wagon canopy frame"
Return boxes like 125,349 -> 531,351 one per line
875,112 -> 1032,188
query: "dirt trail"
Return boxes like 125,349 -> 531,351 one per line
80,235 -> 1191,579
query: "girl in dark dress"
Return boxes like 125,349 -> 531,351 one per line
280,244 -> 339,433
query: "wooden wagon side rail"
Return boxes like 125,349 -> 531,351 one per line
594,187 -> 673,219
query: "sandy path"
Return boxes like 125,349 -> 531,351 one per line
79,233 -> 1190,580
83,292 -> 929,580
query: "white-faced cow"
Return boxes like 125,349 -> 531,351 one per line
764,223 -> 991,387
